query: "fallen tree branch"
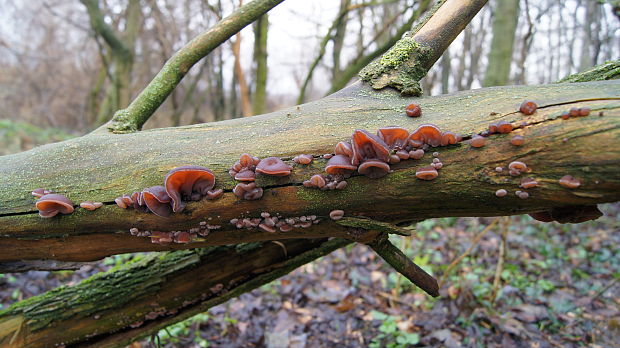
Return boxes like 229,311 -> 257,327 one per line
1,81 -> 619,264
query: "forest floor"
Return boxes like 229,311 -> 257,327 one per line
1,204 -> 619,348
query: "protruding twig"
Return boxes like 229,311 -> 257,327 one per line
368,233 -> 439,297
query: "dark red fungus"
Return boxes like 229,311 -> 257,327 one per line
489,123 -> 499,134
470,135 -> 486,148
351,129 -> 390,165
80,201 -> 103,210
358,160 -> 391,179
293,154 -> 313,165
559,175 -> 580,189
497,121 -> 513,134
578,107 -> 590,117
529,211 -> 554,222
560,112 -> 570,120
256,157 -> 293,176
36,194 -> 74,218
519,100 -> 537,115
142,186 -> 173,218
409,124 -> 442,147
548,205 -> 602,223
415,166 -> 438,180
334,142 -> 353,157
569,107 -> 580,117
233,182 -> 264,200
510,135 -> 525,146
325,155 -> 357,176
164,165 -> 215,213
405,103 -> 421,117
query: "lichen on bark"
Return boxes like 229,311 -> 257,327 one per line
557,59 -> 620,83
358,36 -> 431,96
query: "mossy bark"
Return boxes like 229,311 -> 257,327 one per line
0,238 -> 350,348
0,81 -> 619,263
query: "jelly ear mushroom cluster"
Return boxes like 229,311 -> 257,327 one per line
36,194 -> 74,218
230,153 -> 260,181
142,186 -> 172,217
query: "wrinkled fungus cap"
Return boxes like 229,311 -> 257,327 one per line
165,165 -> 215,213
36,194 -> 74,218
256,157 -> 293,176
334,142 -> 353,157
325,155 -> 357,176
377,127 -> 410,149
409,124 -> 443,147
142,186 -> 172,217
351,130 -> 390,165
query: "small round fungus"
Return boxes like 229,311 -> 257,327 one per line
303,174 -> 327,189
470,135 -> 486,148
409,149 -> 425,160
519,100 -> 537,115
497,121 -> 513,134
256,157 -> 293,176
405,103 -> 421,117
560,112 -> 570,120
495,167 -> 503,173
569,107 -> 580,117
440,131 -> 461,146
520,177 -> 538,189
36,194 -> 74,218
518,191 -> 529,199
80,201 -> 103,211
293,154 -> 313,165
329,209 -> 345,221
358,160 -> 391,179
508,161 -> 528,174
578,107 -> 590,117
510,135 -> 525,146
415,166 -> 438,180
32,188 -> 52,198
206,189 -> 224,200
559,175 -> 580,189
495,189 -> 507,197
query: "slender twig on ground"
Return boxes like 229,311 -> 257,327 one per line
491,217 -> 509,302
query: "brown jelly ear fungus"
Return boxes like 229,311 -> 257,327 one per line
230,153 -> 260,181
142,185 -> 173,218
256,157 -> 293,176
164,165 -> 215,213
36,193 -> 74,218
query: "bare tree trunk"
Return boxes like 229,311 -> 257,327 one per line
252,14 -> 269,115
483,0 -> 519,87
